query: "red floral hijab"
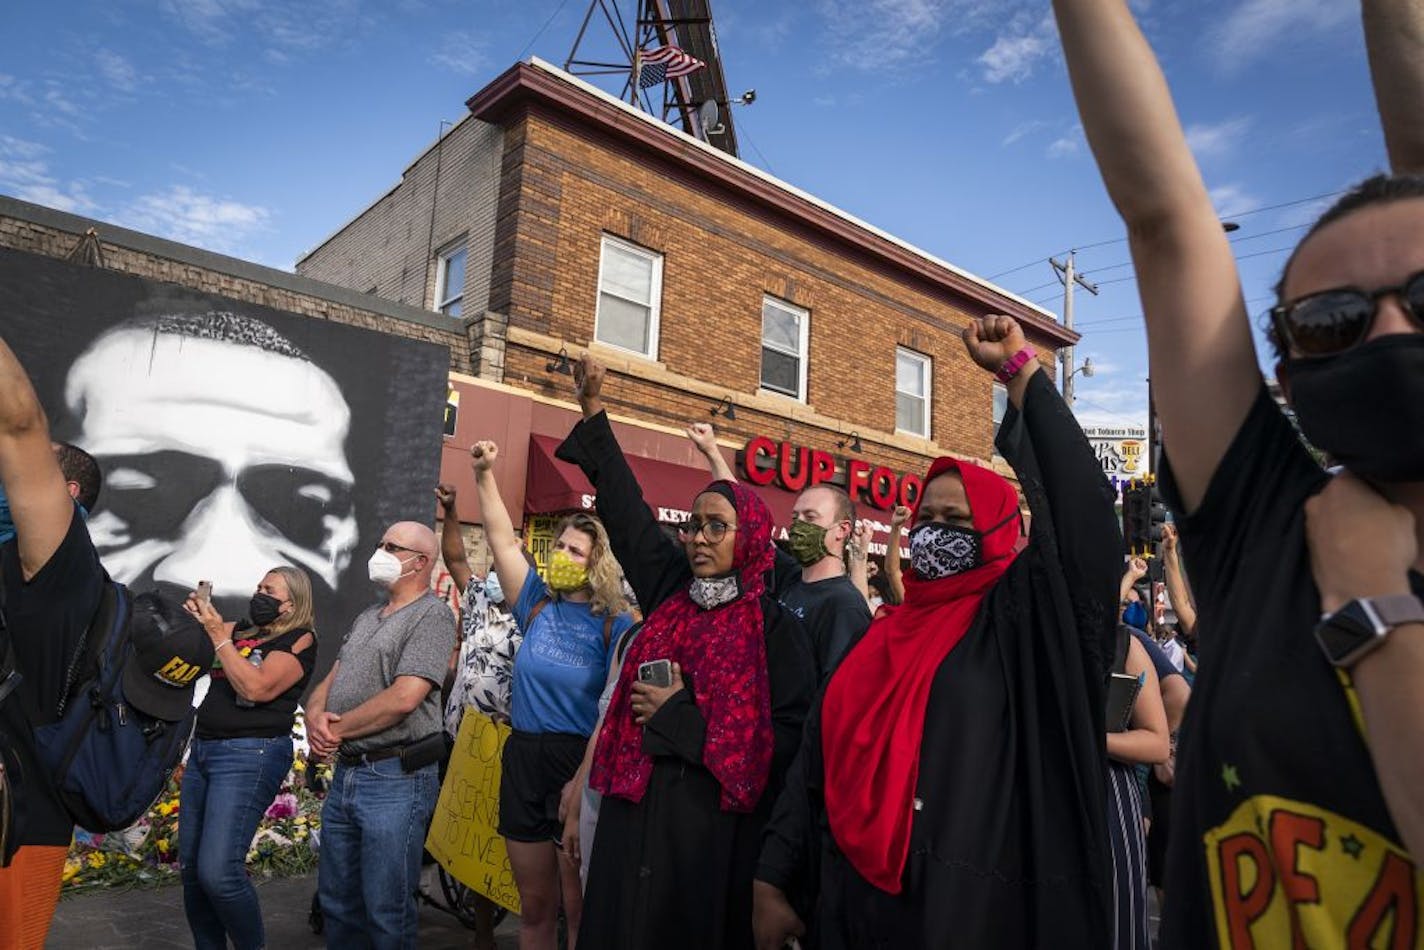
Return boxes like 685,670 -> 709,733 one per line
821,457 -> 1023,893
591,480 -> 776,812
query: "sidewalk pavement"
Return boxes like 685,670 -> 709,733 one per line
46,869 -> 520,949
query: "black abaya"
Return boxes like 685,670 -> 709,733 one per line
758,370 -> 1119,948
556,411 -> 816,950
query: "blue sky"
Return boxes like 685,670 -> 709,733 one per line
0,0 -> 1385,431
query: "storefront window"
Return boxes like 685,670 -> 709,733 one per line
896,347 -> 931,437
595,235 -> 663,358
760,296 -> 808,400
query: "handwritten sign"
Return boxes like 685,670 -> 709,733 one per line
425,712 -> 521,915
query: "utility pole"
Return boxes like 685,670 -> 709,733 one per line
1050,251 -> 1099,405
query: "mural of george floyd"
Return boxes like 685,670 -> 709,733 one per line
0,246 -> 451,677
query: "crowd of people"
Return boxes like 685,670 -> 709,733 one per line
2,0 -> 1423,947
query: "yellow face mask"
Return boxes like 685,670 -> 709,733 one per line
547,549 -> 590,593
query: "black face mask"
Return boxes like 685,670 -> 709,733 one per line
249,592 -> 285,628
1285,335 -> 1424,482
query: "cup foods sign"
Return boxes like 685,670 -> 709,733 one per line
1083,425 -> 1149,485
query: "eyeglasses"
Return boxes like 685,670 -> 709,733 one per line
676,518 -> 736,544
1271,270 -> 1424,357
376,541 -> 423,556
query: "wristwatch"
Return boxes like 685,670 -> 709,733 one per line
1315,594 -> 1424,668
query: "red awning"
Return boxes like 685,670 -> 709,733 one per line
525,435 -> 796,528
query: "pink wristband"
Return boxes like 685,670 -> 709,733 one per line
995,346 -> 1037,384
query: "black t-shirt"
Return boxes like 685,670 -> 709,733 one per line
1160,385 -> 1422,948
777,571 -> 872,678
0,507 -> 104,847
196,626 -> 316,740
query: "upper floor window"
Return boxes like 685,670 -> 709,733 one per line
992,382 -> 1009,446
595,235 -> 662,357
436,245 -> 467,317
759,296 -> 809,400
896,347 -> 932,438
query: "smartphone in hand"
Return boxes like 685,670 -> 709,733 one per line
196,580 -> 213,604
637,659 -> 672,689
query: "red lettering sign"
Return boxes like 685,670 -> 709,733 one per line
847,460 -> 873,501
809,450 -> 836,487
778,442 -> 810,492
869,466 -> 896,508
898,474 -> 923,508
744,436 -> 776,486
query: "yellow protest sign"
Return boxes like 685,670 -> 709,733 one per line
425,712 -> 521,915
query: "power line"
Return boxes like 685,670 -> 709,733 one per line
516,0 -> 575,61
989,188 -> 1346,283
1078,224 -> 1312,279
1073,294 -> 1277,331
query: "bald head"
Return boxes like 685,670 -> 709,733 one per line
381,521 -> 438,591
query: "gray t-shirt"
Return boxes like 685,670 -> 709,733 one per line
326,591 -> 457,755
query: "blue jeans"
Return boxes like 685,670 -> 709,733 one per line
318,758 -> 439,950
179,734 -> 294,950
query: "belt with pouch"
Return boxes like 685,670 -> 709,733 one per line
337,733 -> 446,772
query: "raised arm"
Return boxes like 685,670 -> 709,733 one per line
1160,524 -> 1198,636
1053,0 -> 1259,512
470,443 -> 531,602
687,422 -> 736,483
436,484 -> 473,593
1120,557 -> 1149,611
0,334 -> 75,579
557,355 -> 689,612
885,505 -> 910,605
847,521 -> 871,602
1364,0 -> 1424,174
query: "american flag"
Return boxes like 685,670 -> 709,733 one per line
637,44 -> 705,88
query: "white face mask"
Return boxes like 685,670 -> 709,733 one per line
368,548 -> 411,588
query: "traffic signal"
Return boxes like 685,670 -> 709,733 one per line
1121,478 -> 1150,557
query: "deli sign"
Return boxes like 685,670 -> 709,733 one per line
740,436 -> 923,511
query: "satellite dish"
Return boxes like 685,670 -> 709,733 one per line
697,99 -> 725,137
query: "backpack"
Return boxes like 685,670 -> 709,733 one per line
28,581 -> 197,833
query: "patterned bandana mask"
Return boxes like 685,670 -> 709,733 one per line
909,522 -> 983,580
547,549 -> 590,593
688,573 -> 742,610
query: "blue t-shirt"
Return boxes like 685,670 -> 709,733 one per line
509,570 -> 634,735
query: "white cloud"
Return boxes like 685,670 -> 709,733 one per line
1211,0 -> 1353,71
159,0 -> 372,54
0,73 -> 35,107
0,138 -> 97,214
1209,183 -> 1263,217
1047,125 -> 1083,158
115,185 -> 271,253
1184,116 -> 1253,159
95,49 -> 140,92
1002,119 -> 1050,147
430,31 -> 491,76
979,23 -> 1055,83
816,0 -> 953,71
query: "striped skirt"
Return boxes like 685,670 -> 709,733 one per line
1105,760 -> 1151,949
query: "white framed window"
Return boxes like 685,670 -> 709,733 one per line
435,244 -> 467,318
595,235 -> 663,358
992,382 -> 1009,446
759,296 -> 809,400
895,347 -> 932,438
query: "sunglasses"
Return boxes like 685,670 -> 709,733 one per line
676,518 -> 736,544
1271,270 -> 1424,357
375,541 -> 423,557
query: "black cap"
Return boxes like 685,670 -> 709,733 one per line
121,592 -> 214,721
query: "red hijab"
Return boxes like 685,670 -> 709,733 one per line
821,457 -> 1023,893
591,480 -> 776,812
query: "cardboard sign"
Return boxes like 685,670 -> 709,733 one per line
425,712 -> 521,915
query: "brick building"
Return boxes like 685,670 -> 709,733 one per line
298,58 -> 1074,564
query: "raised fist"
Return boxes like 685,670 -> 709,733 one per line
470,441 -> 499,474
962,314 -> 1029,375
